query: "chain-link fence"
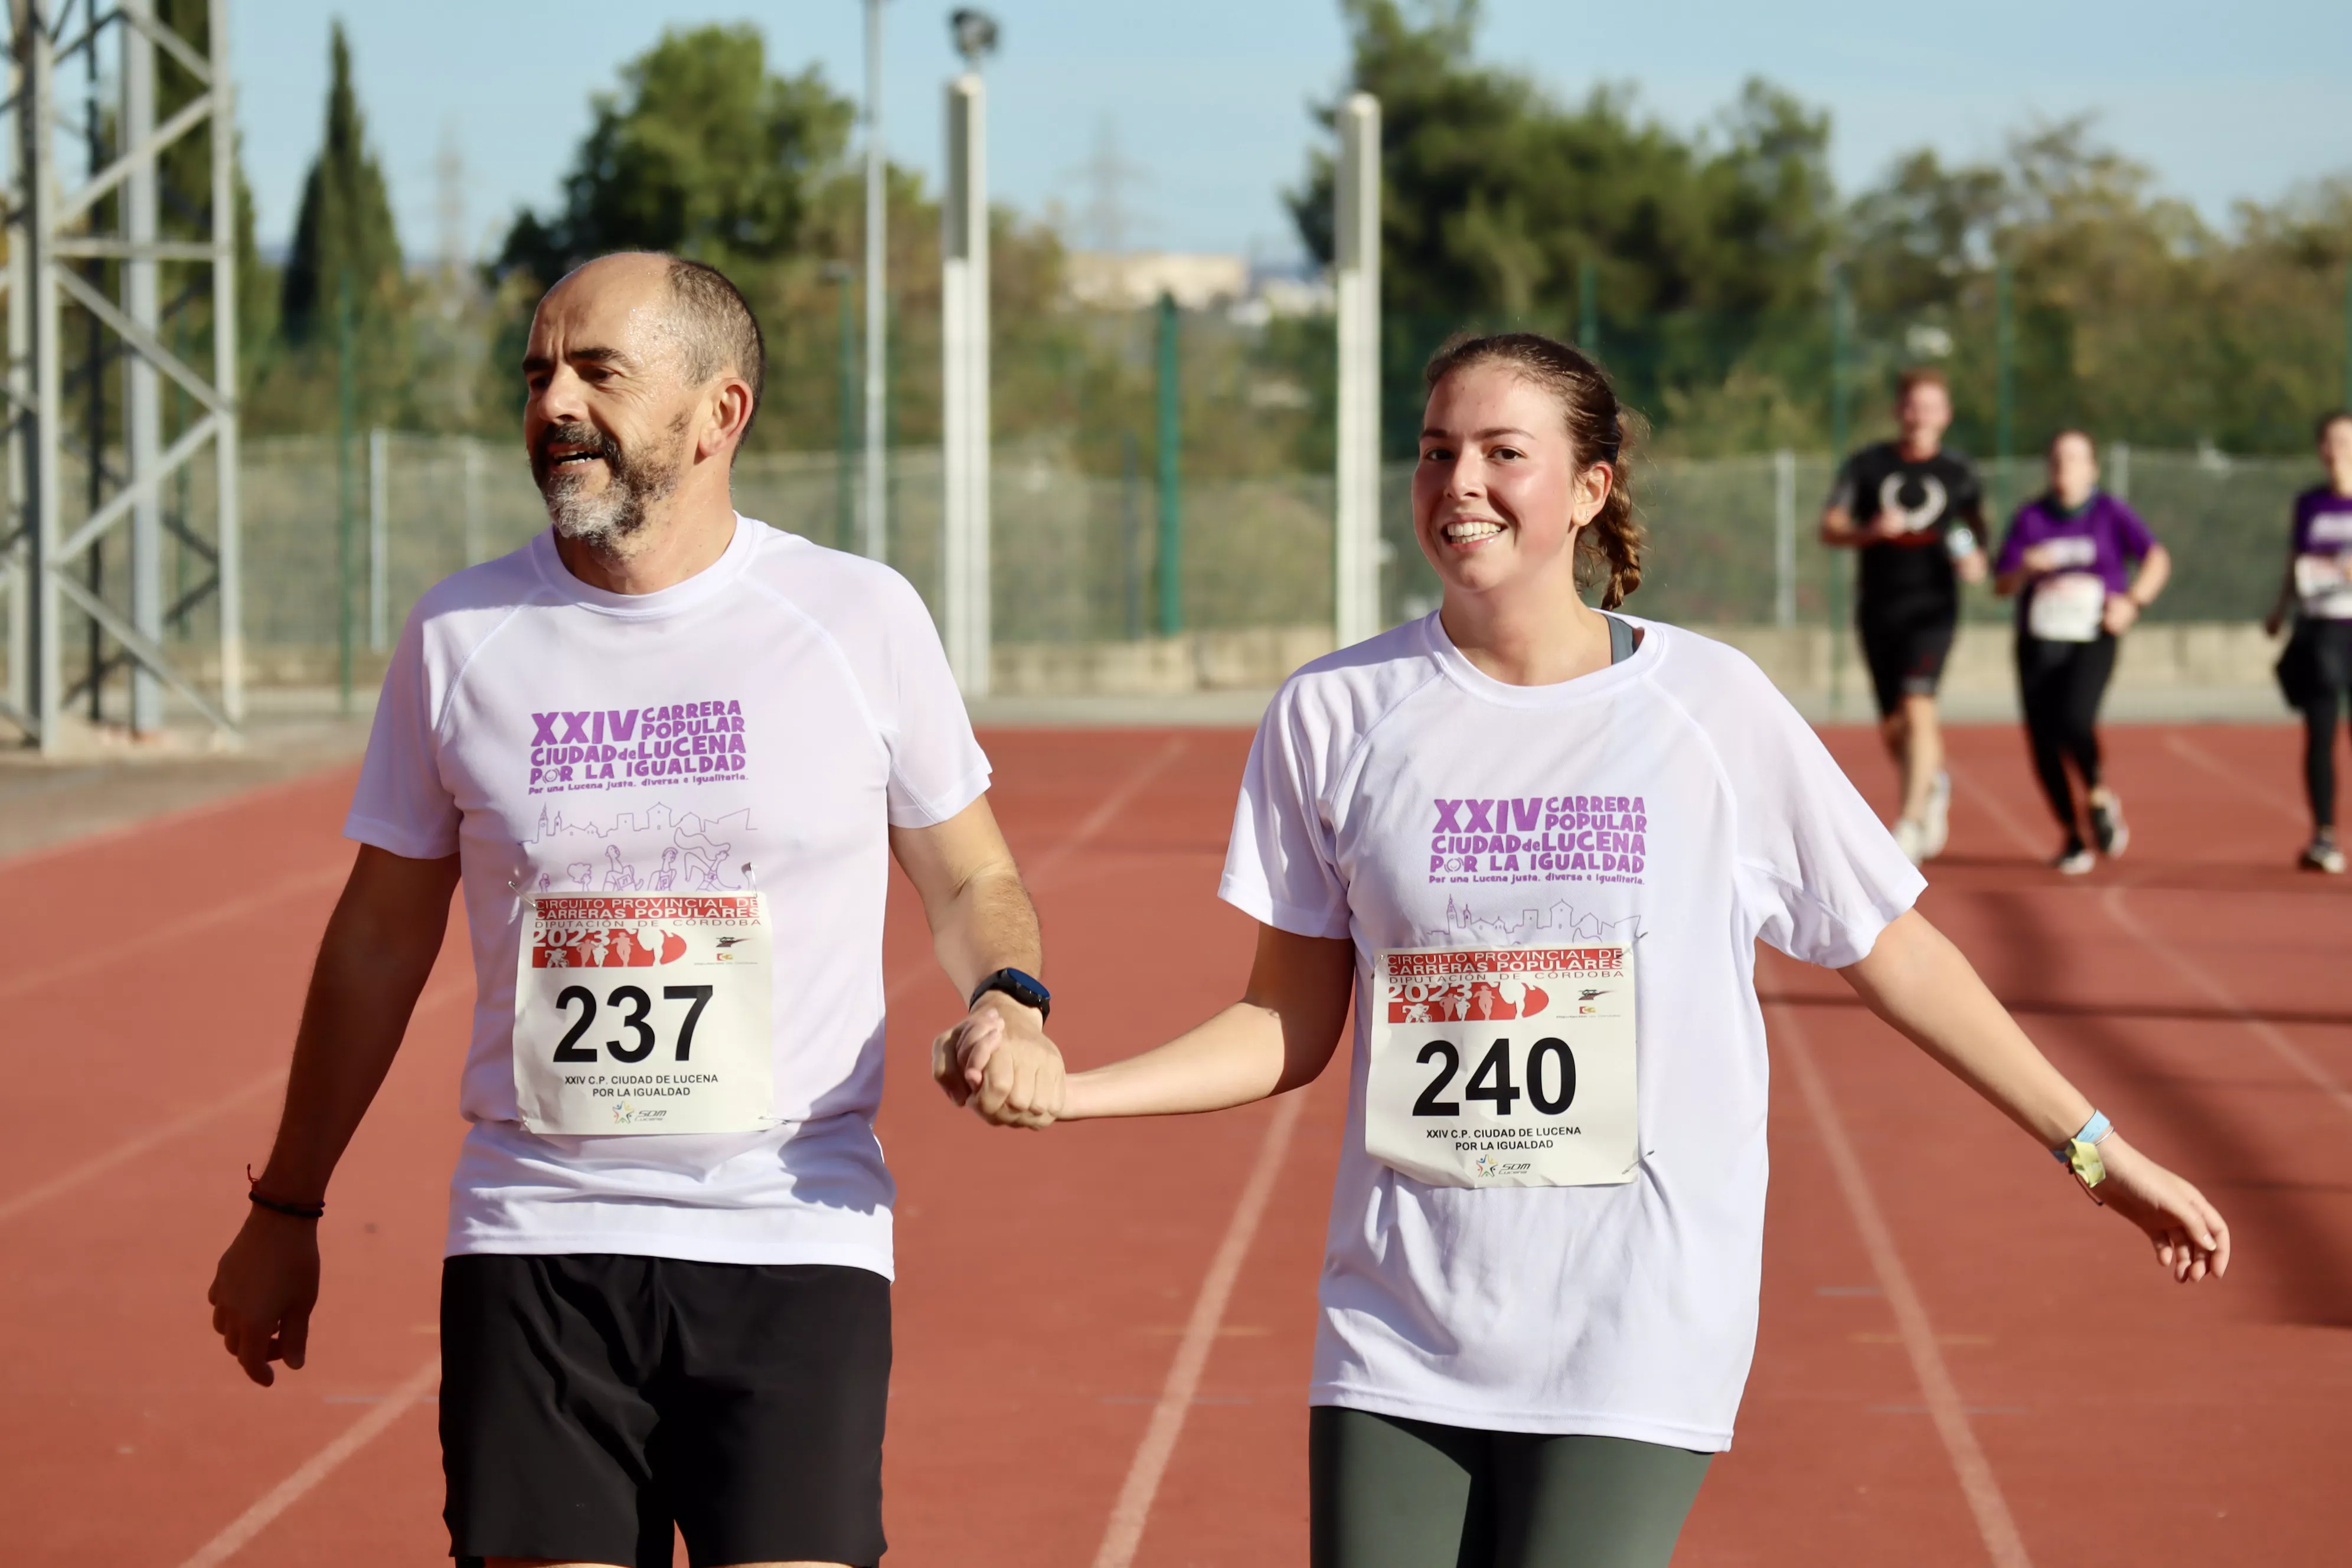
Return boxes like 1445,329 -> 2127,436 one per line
9,434 -> 2320,703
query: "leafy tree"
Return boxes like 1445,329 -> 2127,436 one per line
279,22 -> 401,346
498,25 -> 855,282
1289,0 -> 1837,451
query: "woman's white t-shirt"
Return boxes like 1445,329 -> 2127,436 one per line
1220,613 -> 1923,1449
345,517 -> 991,1276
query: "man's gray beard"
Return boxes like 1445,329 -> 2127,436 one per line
541,445 -> 684,550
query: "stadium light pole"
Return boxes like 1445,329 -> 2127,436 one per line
861,0 -> 889,563
1333,91 -> 1381,648
940,9 -> 996,695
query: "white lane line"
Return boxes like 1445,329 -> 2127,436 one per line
0,1069 -> 285,1226
1090,1088 -> 1308,1568
2099,886 -> 2352,1122
2160,733 -> 2303,824
0,763 -> 352,876
884,736 -> 1191,1010
0,860 -> 349,1007
1024,734 -> 1190,886
1772,997 -> 2034,1568
1941,759 -> 2045,858
0,974 -> 470,1227
174,1355 -> 440,1568
1945,764 -> 2352,1122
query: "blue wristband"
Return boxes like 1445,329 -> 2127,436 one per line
2050,1110 -> 2111,1161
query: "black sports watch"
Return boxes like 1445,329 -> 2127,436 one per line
969,966 -> 1050,1021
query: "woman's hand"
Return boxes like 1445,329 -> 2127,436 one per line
2101,594 -> 2141,635
931,998 -> 1065,1129
2087,1134 -> 2229,1282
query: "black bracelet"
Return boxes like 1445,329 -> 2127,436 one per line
246,1165 -> 324,1220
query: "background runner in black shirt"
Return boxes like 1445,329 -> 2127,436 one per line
1821,367 -> 1989,863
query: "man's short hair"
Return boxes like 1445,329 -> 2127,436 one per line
1896,365 -> 1948,400
662,257 -> 767,437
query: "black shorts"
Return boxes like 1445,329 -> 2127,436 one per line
1858,614 -> 1958,717
441,1255 -> 890,1568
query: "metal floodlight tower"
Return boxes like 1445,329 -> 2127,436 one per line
939,8 -> 994,695
1332,92 -> 1381,648
2,0 -> 241,752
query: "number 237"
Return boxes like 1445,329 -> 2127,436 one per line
551,984 -> 714,1065
1412,1036 -> 1576,1118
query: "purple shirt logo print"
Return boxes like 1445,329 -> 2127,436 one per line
1429,794 -> 1648,887
528,697 -> 750,795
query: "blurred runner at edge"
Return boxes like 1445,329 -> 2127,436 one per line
2265,410 -> 2352,874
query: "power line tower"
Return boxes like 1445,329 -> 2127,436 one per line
1,0 -> 241,752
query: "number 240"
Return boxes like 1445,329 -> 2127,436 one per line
1412,1036 -> 1576,1118
552,984 -> 715,1065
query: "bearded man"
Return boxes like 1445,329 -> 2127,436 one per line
205,253 -> 1063,1568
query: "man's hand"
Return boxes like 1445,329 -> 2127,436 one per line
207,1208 -> 322,1387
932,993 -> 1064,1128
2101,594 -> 2141,635
2020,541 -> 2064,574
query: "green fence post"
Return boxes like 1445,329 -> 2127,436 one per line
1995,255 -> 2015,511
337,272 -> 355,716
836,266 -> 858,550
1156,291 -> 1183,638
1827,270 -> 1850,719
1577,257 -> 1599,356
2342,260 -> 2352,411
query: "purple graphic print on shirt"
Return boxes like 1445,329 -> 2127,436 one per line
1994,492 -> 2156,596
2292,487 -> 2352,556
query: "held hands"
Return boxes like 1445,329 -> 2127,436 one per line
207,1208 -> 322,1387
2088,1134 -> 2229,1283
931,992 -> 1066,1129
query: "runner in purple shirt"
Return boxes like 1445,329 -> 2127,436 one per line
2262,410 -> 2352,873
1994,430 -> 2170,874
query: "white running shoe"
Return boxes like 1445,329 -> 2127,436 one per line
1893,816 -> 1928,865
2300,839 -> 2346,874
1921,771 -> 1952,861
2090,795 -> 2128,858
2053,844 -> 2096,876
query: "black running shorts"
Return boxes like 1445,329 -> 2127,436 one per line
441,1254 -> 890,1568
1858,614 -> 1958,718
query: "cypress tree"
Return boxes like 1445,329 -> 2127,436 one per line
280,21 -> 400,347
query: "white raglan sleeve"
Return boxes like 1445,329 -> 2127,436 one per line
1724,667 -> 1926,968
876,571 -> 992,829
1218,682 -> 1353,941
344,606 -> 463,860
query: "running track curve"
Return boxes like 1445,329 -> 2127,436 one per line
0,724 -> 2344,1566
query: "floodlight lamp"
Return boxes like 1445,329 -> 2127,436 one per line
949,8 -> 999,66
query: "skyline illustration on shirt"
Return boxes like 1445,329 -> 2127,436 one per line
523,799 -> 754,894
1420,894 -> 1644,950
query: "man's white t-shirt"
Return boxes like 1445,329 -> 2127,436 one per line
1220,613 -> 1923,1449
347,515 -> 990,1277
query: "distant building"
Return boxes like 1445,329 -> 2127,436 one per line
1064,251 -> 1338,322
1067,250 -> 1250,311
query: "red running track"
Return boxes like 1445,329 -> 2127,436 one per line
0,723 -> 2346,1566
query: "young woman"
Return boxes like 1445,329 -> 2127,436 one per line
943,334 -> 2227,1568
2263,411 -> 2352,874
1992,430 -> 2170,874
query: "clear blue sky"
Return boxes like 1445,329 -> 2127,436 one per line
230,1 -> 2350,265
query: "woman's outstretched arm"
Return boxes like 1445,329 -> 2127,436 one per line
1839,909 -> 2229,1283
939,923 -> 1354,1124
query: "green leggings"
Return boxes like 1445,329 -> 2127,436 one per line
1309,1406 -> 1712,1568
